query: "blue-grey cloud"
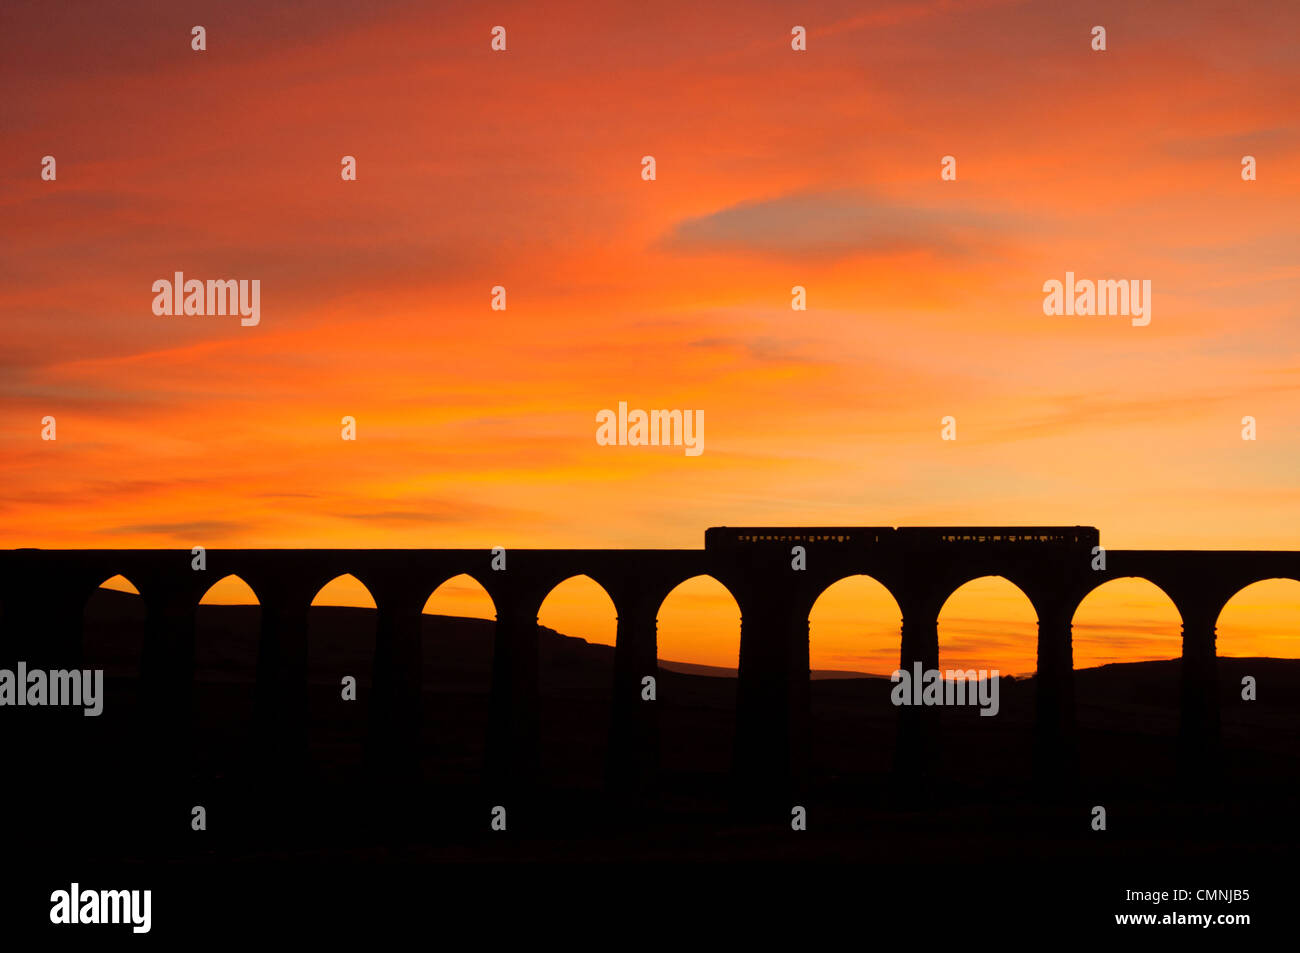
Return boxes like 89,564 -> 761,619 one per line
101,520 -> 243,538
338,502 -> 532,526
661,191 -> 1011,260
1159,127 -> 1300,159
688,335 -> 824,364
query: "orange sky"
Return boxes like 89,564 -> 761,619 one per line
5,1 -> 1299,671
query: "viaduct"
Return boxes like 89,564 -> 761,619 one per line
1,526 -> 1295,800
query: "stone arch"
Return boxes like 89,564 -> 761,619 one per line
537,574 -> 617,646
1071,576 -> 1184,783
807,573 -> 902,675
91,572 -> 140,597
1071,576 -> 1183,669
536,574 -> 618,792
655,574 -> 741,802
307,573 -> 378,780
654,569 -> 741,618
423,572 -> 498,621
936,574 -> 1039,676
82,572 -> 147,682
1215,577 -> 1300,659
655,574 -> 742,671
199,572 -> 263,607
420,573 -> 497,786
931,575 -> 1038,783
805,574 -> 903,783
311,573 -> 377,609
194,574 -> 262,778
81,573 -> 148,774
1212,576 -> 1300,778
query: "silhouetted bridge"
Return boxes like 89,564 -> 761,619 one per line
2,526 -> 1295,796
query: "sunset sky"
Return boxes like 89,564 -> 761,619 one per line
4,1 -> 1298,672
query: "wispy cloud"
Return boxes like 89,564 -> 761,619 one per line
101,520 -> 244,539
661,191 -> 1013,261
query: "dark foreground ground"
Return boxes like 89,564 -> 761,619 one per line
1,590 -> 1295,938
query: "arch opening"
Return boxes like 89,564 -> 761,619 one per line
1072,577 -> 1182,669
1215,578 -> 1300,779
1215,578 -> 1300,660
656,575 -> 740,802
1071,577 -> 1183,783
307,573 -> 377,780
194,574 -> 262,780
536,575 -> 617,792
937,575 -> 1038,677
421,574 -> 497,786
81,575 -> 147,773
809,575 -> 902,676
656,575 -> 741,673
83,574 -> 146,684
934,576 -> 1038,782
806,575 -> 902,785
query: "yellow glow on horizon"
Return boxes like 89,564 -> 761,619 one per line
1217,579 -> 1300,659
809,575 -> 902,675
310,574 -> 376,609
1072,578 -> 1183,668
938,576 -> 1039,677
657,575 -> 740,670
183,572 -> 1299,669
538,575 -> 616,647
199,574 -> 260,605
422,574 -> 496,620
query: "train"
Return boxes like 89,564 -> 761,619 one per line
704,526 -> 1099,548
